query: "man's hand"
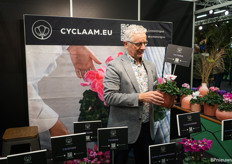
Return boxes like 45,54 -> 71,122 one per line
139,91 -> 164,106
68,46 -> 102,78
49,119 -> 69,137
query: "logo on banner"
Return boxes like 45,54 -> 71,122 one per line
32,20 -> 52,40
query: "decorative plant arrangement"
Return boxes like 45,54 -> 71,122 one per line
216,92 -> 232,120
64,144 -> 110,164
157,74 -> 179,108
195,22 -> 232,84
202,87 -> 223,116
78,52 -> 123,126
178,138 -> 213,164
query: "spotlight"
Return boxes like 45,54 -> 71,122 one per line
198,26 -> 203,30
225,10 -> 229,15
209,10 -> 213,14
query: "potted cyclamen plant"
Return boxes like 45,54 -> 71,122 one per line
178,138 -> 212,164
179,83 -> 193,103
216,92 -> 232,120
202,87 -> 223,116
190,91 -> 203,112
157,75 -> 179,108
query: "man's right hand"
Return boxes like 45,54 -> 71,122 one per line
139,91 -> 164,106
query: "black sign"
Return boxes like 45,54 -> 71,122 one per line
51,133 -> 87,161
24,15 -> 172,46
149,142 -> 176,164
165,44 -> 193,67
98,126 -> 128,151
0,157 -> 7,164
7,149 -> 47,164
222,119 -> 232,141
176,112 -> 201,136
74,120 -> 102,142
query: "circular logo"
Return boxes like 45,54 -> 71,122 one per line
65,137 -> 72,144
24,155 -> 32,162
32,20 -> 52,40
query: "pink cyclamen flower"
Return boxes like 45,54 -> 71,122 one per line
164,74 -> 177,81
158,77 -> 164,84
209,87 -> 219,92
182,83 -> 190,88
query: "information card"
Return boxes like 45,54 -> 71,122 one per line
149,142 -> 176,164
165,44 -> 193,67
51,133 -> 87,161
222,119 -> 232,141
7,149 -> 47,164
74,120 -> 102,142
176,112 -> 201,136
98,126 -> 128,151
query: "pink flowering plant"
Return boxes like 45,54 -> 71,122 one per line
178,138 -> 212,163
179,83 -> 193,96
78,52 -> 123,125
202,87 -> 223,106
218,92 -> 232,112
64,144 -> 110,164
157,74 -> 180,96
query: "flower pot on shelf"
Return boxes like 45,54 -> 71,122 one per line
199,83 -> 209,97
180,94 -> 186,104
203,103 -> 218,116
181,95 -> 192,110
216,110 -> 232,121
191,103 -> 201,112
160,92 -> 175,108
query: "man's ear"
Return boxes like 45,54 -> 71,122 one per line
123,41 -> 128,47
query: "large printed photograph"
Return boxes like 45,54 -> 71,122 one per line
24,15 -> 172,149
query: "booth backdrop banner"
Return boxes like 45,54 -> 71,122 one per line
24,15 -> 172,149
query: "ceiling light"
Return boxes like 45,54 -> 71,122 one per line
225,10 -> 229,15
209,10 -> 213,14
214,10 -> 226,14
196,14 -> 207,19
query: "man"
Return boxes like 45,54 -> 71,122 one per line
103,25 -> 165,164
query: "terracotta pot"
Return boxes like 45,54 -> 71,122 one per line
181,95 -> 192,109
180,94 -> 186,104
204,103 -> 218,116
190,103 -> 201,112
160,92 -> 175,108
199,83 -> 209,97
216,110 -> 232,120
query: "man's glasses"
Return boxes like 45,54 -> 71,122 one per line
127,41 -> 148,47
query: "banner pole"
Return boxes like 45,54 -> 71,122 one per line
70,0 -> 73,17
172,64 -> 177,75
138,0 -> 140,21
